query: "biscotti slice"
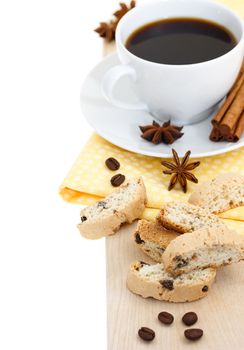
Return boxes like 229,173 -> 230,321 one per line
134,220 -> 179,262
188,173 -> 244,214
127,261 -> 216,303
156,201 -> 226,234
162,227 -> 244,276
77,178 -> 147,239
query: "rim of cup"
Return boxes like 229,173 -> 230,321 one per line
116,0 -> 244,68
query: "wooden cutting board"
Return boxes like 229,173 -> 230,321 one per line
106,223 -> 244,350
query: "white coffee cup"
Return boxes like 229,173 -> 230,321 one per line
102,0 -> 244,125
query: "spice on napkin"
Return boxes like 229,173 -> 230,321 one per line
59,133 -> 244,222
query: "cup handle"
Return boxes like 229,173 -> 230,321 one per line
101,64 -> 148,110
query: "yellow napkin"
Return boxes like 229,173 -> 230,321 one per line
60,0 -> 244,231
60,134 -> 244,222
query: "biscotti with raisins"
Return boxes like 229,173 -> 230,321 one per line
156,201 -> 226,234
162,226 -> 244,276
77,178 -> 147,239
188,173 -> 244,214
127,261 -> 216,303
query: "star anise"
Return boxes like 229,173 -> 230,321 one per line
161,149 -> 200,193
94,1 -> 136,42
113,1 -> 136,22
139,120 -> 184,145
94,21 -> 116,42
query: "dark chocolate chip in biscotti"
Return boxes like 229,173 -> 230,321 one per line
97,201 -> 107,209
81,216 -> 87,222
160,279 -> 174,290
135,233 -> 144,244
174,255 -> 189,269
202,285 -> 208,292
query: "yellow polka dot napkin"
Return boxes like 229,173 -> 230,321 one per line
60,0 -> 244,230
59,133 -> 244,223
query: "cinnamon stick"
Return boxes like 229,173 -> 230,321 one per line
209,60 -> 244,142
212,63 -> 244,126
209,126 -> 222,142
219,80 -> 244,137
233,111 -> 244,142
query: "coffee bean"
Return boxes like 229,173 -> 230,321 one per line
182,312 -> 198,326
184,328 -> 203,341
158,311 -> 174,325
202,285 -> 208,292
135,233 -> 144,244
110,174 -> 125,187
160,279 -> 174,290
105,157 -> 120,170
138,327 -> 155,341
81,216 -> 87,222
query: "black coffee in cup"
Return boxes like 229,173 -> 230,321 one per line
125,18 -> 237,65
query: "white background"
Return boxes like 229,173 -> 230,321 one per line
0,0 -> 126,348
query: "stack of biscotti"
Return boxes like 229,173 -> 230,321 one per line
127,260 -> 216,303
134,202 -> 227,262
128,192 -> 244,302
128,224 -> 244,302
75,172 -> 244,302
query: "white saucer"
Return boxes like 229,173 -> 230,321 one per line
80,53 -> 244,158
